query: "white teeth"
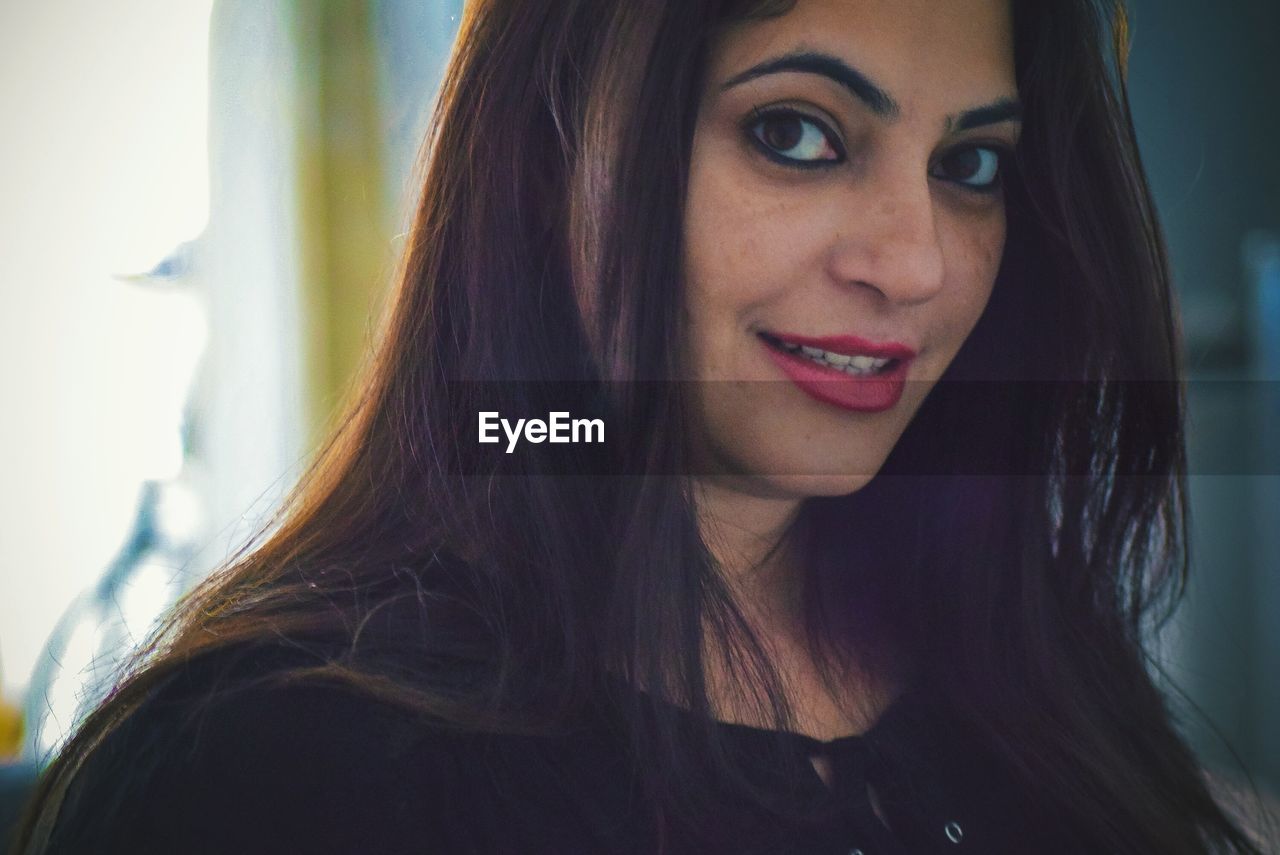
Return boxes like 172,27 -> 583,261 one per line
768,337 -> 895,375
849,355 -> 880,371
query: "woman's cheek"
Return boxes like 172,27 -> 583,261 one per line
945,212 -> 1005,324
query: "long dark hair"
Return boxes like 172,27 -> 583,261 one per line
15,0 -> 1268,852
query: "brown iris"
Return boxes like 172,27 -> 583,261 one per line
760,115 -> 804,152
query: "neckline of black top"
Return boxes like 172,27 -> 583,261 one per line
599,671 -> 929,753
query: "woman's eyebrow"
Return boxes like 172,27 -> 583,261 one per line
719,49 -> 1023,132
950,98 -> 1022,131
719,50 -> 900,119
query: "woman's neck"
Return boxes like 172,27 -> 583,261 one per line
691,477 -> 806,629
690,478 -> 906,740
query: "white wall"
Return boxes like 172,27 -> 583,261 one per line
0,1 -> 213,699
0,0 -> 309,710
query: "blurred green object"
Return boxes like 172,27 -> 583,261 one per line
0,654 -> 21,760
292,0 -> 392,447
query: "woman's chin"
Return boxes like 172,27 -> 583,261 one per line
786,473 -> 878,498
750,470 -> 880,500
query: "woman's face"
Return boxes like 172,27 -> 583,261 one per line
683,0 -> 1019,498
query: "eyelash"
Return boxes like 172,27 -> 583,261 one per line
743,106 -> 1014,195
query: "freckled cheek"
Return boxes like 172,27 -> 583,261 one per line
686,140 -> 820,299
946,216 -> 1005,321
687,201 -> 817,319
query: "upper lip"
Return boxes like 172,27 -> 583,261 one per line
760,330 -> 918,360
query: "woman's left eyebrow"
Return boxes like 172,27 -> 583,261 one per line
950,98 -> 1022,131
720,49 -> 1022,131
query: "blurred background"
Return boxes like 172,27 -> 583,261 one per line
0,0 -> 1276,835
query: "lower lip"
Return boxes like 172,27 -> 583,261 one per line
761,339 -> 910,413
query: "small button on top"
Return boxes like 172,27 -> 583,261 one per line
849,849 -> 865,855
943,821 -> 964,843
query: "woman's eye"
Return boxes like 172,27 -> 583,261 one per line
932,145 -> 1005,192
747,109 -> 844,167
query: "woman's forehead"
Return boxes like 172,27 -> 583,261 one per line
709,0 -> 1017,115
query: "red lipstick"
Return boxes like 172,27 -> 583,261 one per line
758,331 -> 915,413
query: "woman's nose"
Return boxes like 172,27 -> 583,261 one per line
824,170 -> 946,305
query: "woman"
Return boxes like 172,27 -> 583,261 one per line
13,0 -> 1270,852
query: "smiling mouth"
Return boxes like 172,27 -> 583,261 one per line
757,332 -> 902,377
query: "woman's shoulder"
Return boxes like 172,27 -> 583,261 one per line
43,634 -> 647,855
42,640 -> 483,854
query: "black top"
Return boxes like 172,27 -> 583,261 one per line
41,639 -> 1088,854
